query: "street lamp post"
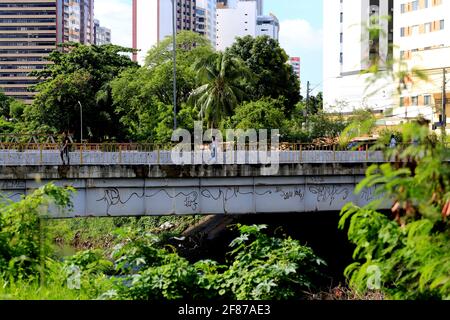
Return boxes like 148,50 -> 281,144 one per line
171,0 -> 177,130
78,101 -> 83,143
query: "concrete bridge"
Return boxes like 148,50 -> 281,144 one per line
0,147 -> 390,217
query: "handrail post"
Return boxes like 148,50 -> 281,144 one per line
80,144 -> 83,165
119,145 -> 122,165
39,144 -> 43,165
157,145 -> 160,165
299,144 -> 303,163
366,144 -> 369,162
333,144 -> 336,162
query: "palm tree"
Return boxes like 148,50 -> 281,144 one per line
189,52 -> 252,128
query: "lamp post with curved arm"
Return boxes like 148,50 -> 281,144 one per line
78,101 -> 83,143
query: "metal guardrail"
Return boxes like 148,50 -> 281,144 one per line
0,143 -> 387,166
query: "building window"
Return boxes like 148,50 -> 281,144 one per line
340,52 -> 343,64
401,4 -> 406,13
412,96 -> 418,106
424,0 -> 429,8
412,0 -> 419,10
400,97 -> 404,107
425,22 -> 432,33
424,95 -> 431,105
412,25 -> 419,35
340,12 -> 343,23
400,27 -> 405,37
340,32 -> 343,43
440,19 -> 445,30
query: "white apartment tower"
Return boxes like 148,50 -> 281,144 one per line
216,0 -> 279,51
132,0 -> 196,65
324,0 -> 450,128
393,0 -> 450,126
323,0 -> 395,113
196,0 -> 217,47
216,0 -> 258,51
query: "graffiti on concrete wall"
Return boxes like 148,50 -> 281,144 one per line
96,184 -> 356,216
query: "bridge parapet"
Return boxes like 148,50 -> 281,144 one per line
0,143 -> 386,166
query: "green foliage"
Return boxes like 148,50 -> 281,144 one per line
0,184 -> 74,279
64,249 -> 113,274
112,32 -> 212,142
284,102 -> 348,142
339,109 -> 377,146
226,36 -> 301,113
145,31 -> 213,68
189,52 -> 251,128
0,92 -> 26,133
339,122 -> 450,300
25,44 -> 137,141
9,100 -> 26,121
220,225 -> 326,300
0,117 -> 16,134
110,224 -> 325,301
232,97 -> 286,130
0,91 -> 12,118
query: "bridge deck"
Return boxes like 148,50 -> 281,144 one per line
0,163 -> 389,217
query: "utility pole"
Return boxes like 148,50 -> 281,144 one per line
443,68 -> 447,131
304,81 -> 310,118
172,0 -> 177,130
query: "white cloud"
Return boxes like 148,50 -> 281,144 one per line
278,19 -> 324,95
94,0 -> 132,47
279,19 -> 323,57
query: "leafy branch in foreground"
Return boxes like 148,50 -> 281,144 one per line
339,122 -> 450,300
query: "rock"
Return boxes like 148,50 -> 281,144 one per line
159,222 -> 175,231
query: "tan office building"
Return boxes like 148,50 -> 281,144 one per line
0,0 -> 94,104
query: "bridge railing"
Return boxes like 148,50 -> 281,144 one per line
0,143 -> 387,166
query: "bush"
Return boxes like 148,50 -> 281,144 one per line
110,224 -> 325,300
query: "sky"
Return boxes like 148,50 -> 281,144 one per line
94,0 -> 323,96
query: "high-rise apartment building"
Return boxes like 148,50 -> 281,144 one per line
94,19 -> 111,45
196,0 -> 216,47
59,0 -> 94,44
132,0 -> 197,64
393,0 -> 450,126
256,14 -> 279,40
289,57 -> 301,85
323,0 -> 395,113
216,0 -> 257,51
0,0 -> 94,103
324,0 -> 450,128
216,0 -> 278,51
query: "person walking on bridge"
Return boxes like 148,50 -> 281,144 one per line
60,131 -> 71,165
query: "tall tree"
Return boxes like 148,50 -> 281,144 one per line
25,43 -> 137,141
232,97 -> 286,130
145,31 -> 213,68
226,36 -> 301,113
189,52 -> 251,128
111,32 -> 211,142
